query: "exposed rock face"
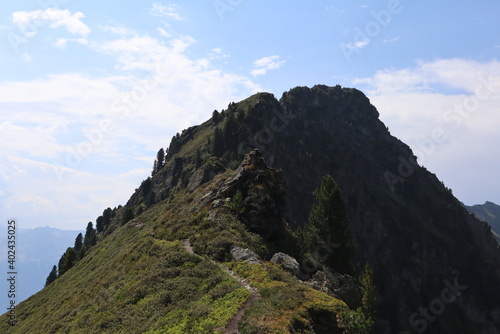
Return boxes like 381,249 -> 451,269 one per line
270,252 -> 300,277
187,157 -> 226,192
218,150 -> 287,242
306,269 -> 362,310
230,246 -> 261,264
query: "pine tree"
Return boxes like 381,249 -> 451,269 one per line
223,113 -> 236,142
122,207 -> 134,225
96,216 -> 104,233
361,262 -> 377,327
152,148 -> 165,175
194,148 -> 203,168
45,265 -> 58,286
74,233 -> 83,252
102,207 -> 112,227
58,248 -> 77,276
212,127 -> 224,156
156,148 -> 165,171
83,222 -> 97,251
212,110 -> 220,122
308,175 -> 356,275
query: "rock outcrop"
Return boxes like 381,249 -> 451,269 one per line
270,252 -> 300,277
306,269 -> 362,310
217,149 -> 287,243
230,246 -> 261,264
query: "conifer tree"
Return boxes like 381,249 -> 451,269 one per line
96,216 -> 104,233
361,262 -> 377,327
156,148 -> 165,170
83,222 -> 97,251
45,265 -> 58,286
152,148 -> 165,175
58,248 -> 77,276
74,233 -> 83,252
122,207 -> 134,225
212,110 -> 220,122
212,127 -> 224,157
102,207 -> 112,227
309,175 -> 356,275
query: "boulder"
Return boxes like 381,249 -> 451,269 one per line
306,268 -> 362,309
270,252 -> 300,276
230,246 -> 261,264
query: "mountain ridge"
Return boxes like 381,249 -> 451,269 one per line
466,201 -> 500,243
3,84 -> 499,333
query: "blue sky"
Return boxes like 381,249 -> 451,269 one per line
0,0 -> 499,229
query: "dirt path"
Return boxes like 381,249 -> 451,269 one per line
181,239 -> 260,334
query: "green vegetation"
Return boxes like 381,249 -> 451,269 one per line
295,175 -> 356,276
45,265 -> 57,287
230,262 -> 369,333
2,154 -> 368,333
152,148 -> 165,175
360,263 -> 376,327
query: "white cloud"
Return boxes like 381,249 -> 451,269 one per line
251,55 -> 286,76
383,37 -> 400,43
0,28 -> 262,229
353,59 -> 500,205
12,8 -> 90,38
346,39 -> 369,50
100,25 -> 135,36
150,3 -> 183,20
157,27 -> 171,38
0,156 -> 137,229
54,37 -> 88,49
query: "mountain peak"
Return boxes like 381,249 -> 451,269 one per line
5,85 -> 500,333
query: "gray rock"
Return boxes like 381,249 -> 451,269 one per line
206,210 -> 217,221
211,199 -> 223,208
230,246 -> 260,264
306,269 -> 362,309
270,252 -> 300,276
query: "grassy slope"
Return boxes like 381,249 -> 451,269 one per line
0,161 -> 361,333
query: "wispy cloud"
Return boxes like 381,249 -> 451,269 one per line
383,37 -> 401,43
150,3 -> 183,21
12,8 -> 91,38
157,27 -> 171,38
0,26 -> 262,228
352,59 -> 500,203
346,40 -> 369,50
251,55 -> 286,76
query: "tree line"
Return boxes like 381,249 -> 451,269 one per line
45,207 -> 116,286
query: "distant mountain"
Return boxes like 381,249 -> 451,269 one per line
0,227 -> 80,306
466,201 -> 500,243
2,85 -> 499,333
